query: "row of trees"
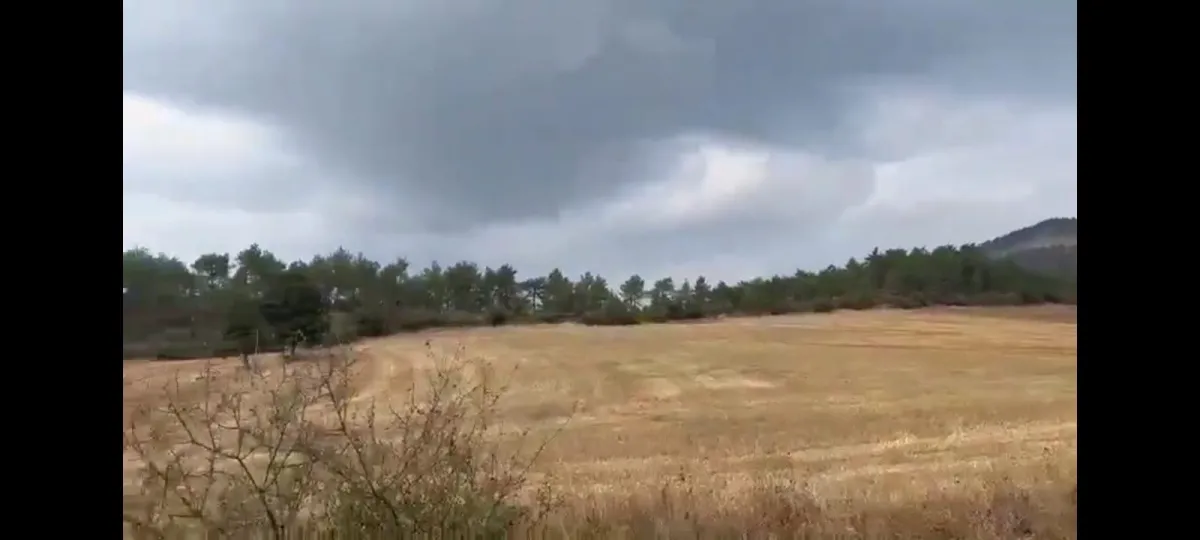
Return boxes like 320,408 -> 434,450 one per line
123,242 -> 1076,360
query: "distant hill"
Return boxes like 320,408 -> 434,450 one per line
980,218 -> 1077,279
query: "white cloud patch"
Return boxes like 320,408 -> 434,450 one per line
838,84 -> 1076,251
597,135 -> 875,234
123,94 -> 376,263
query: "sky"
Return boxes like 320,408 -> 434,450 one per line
123,0 -> 1077,283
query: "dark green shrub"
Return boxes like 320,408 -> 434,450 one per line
393,310 -> 446,332
663,303 -> 706,321
533,312 -> 572,324
936,293 -> 970,307
811,298 -> 836,313
581,310 -> 641,326
442,310 -> 484,327
1019,290 -> 1045,304
968,292 -> 1021,306
890,295 -> 926,310
354,311 -> 387,337
836,293 -> 877,311
488,310 -> 511,327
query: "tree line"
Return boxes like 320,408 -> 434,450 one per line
123,242 -> 1077,360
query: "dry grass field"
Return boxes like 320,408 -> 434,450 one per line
123,306 -> 1077,537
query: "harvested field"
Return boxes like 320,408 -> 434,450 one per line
935,304 -> 1078,323
123,306 -> 1077,537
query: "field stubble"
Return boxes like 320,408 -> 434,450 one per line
123,306 -> 1077,537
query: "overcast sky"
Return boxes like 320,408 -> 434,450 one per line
123,0 -> 1076,283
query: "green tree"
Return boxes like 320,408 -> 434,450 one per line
618,275 -> 645,311
692,276 -> 711,310
259,269 -> 328,358
544,269 -> 574,314
649,277 -> 675,311
490,264 -> 520,312
191,253 -> 231,292
233,244 -> 285,297
123,221 -> 1078,358
445,261 -> 482,312
224,296 -> 265,369
519,277 -> 547,312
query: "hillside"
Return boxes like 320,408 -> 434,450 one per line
981,218 -> 1077,278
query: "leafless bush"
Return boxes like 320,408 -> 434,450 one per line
123,343 -> 566,538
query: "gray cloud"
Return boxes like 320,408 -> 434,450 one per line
123,0 -> 1075,231
123,0 -> 1076,283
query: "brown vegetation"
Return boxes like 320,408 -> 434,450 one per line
123,306 -> 1077,538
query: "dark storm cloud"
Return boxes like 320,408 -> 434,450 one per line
123,0 -> 1076,230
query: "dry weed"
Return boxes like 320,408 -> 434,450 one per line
123,344 -> 566,537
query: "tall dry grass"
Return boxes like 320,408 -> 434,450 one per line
123,344 -> 1075,539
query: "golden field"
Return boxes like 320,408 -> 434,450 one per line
123,306 -> 1077,538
